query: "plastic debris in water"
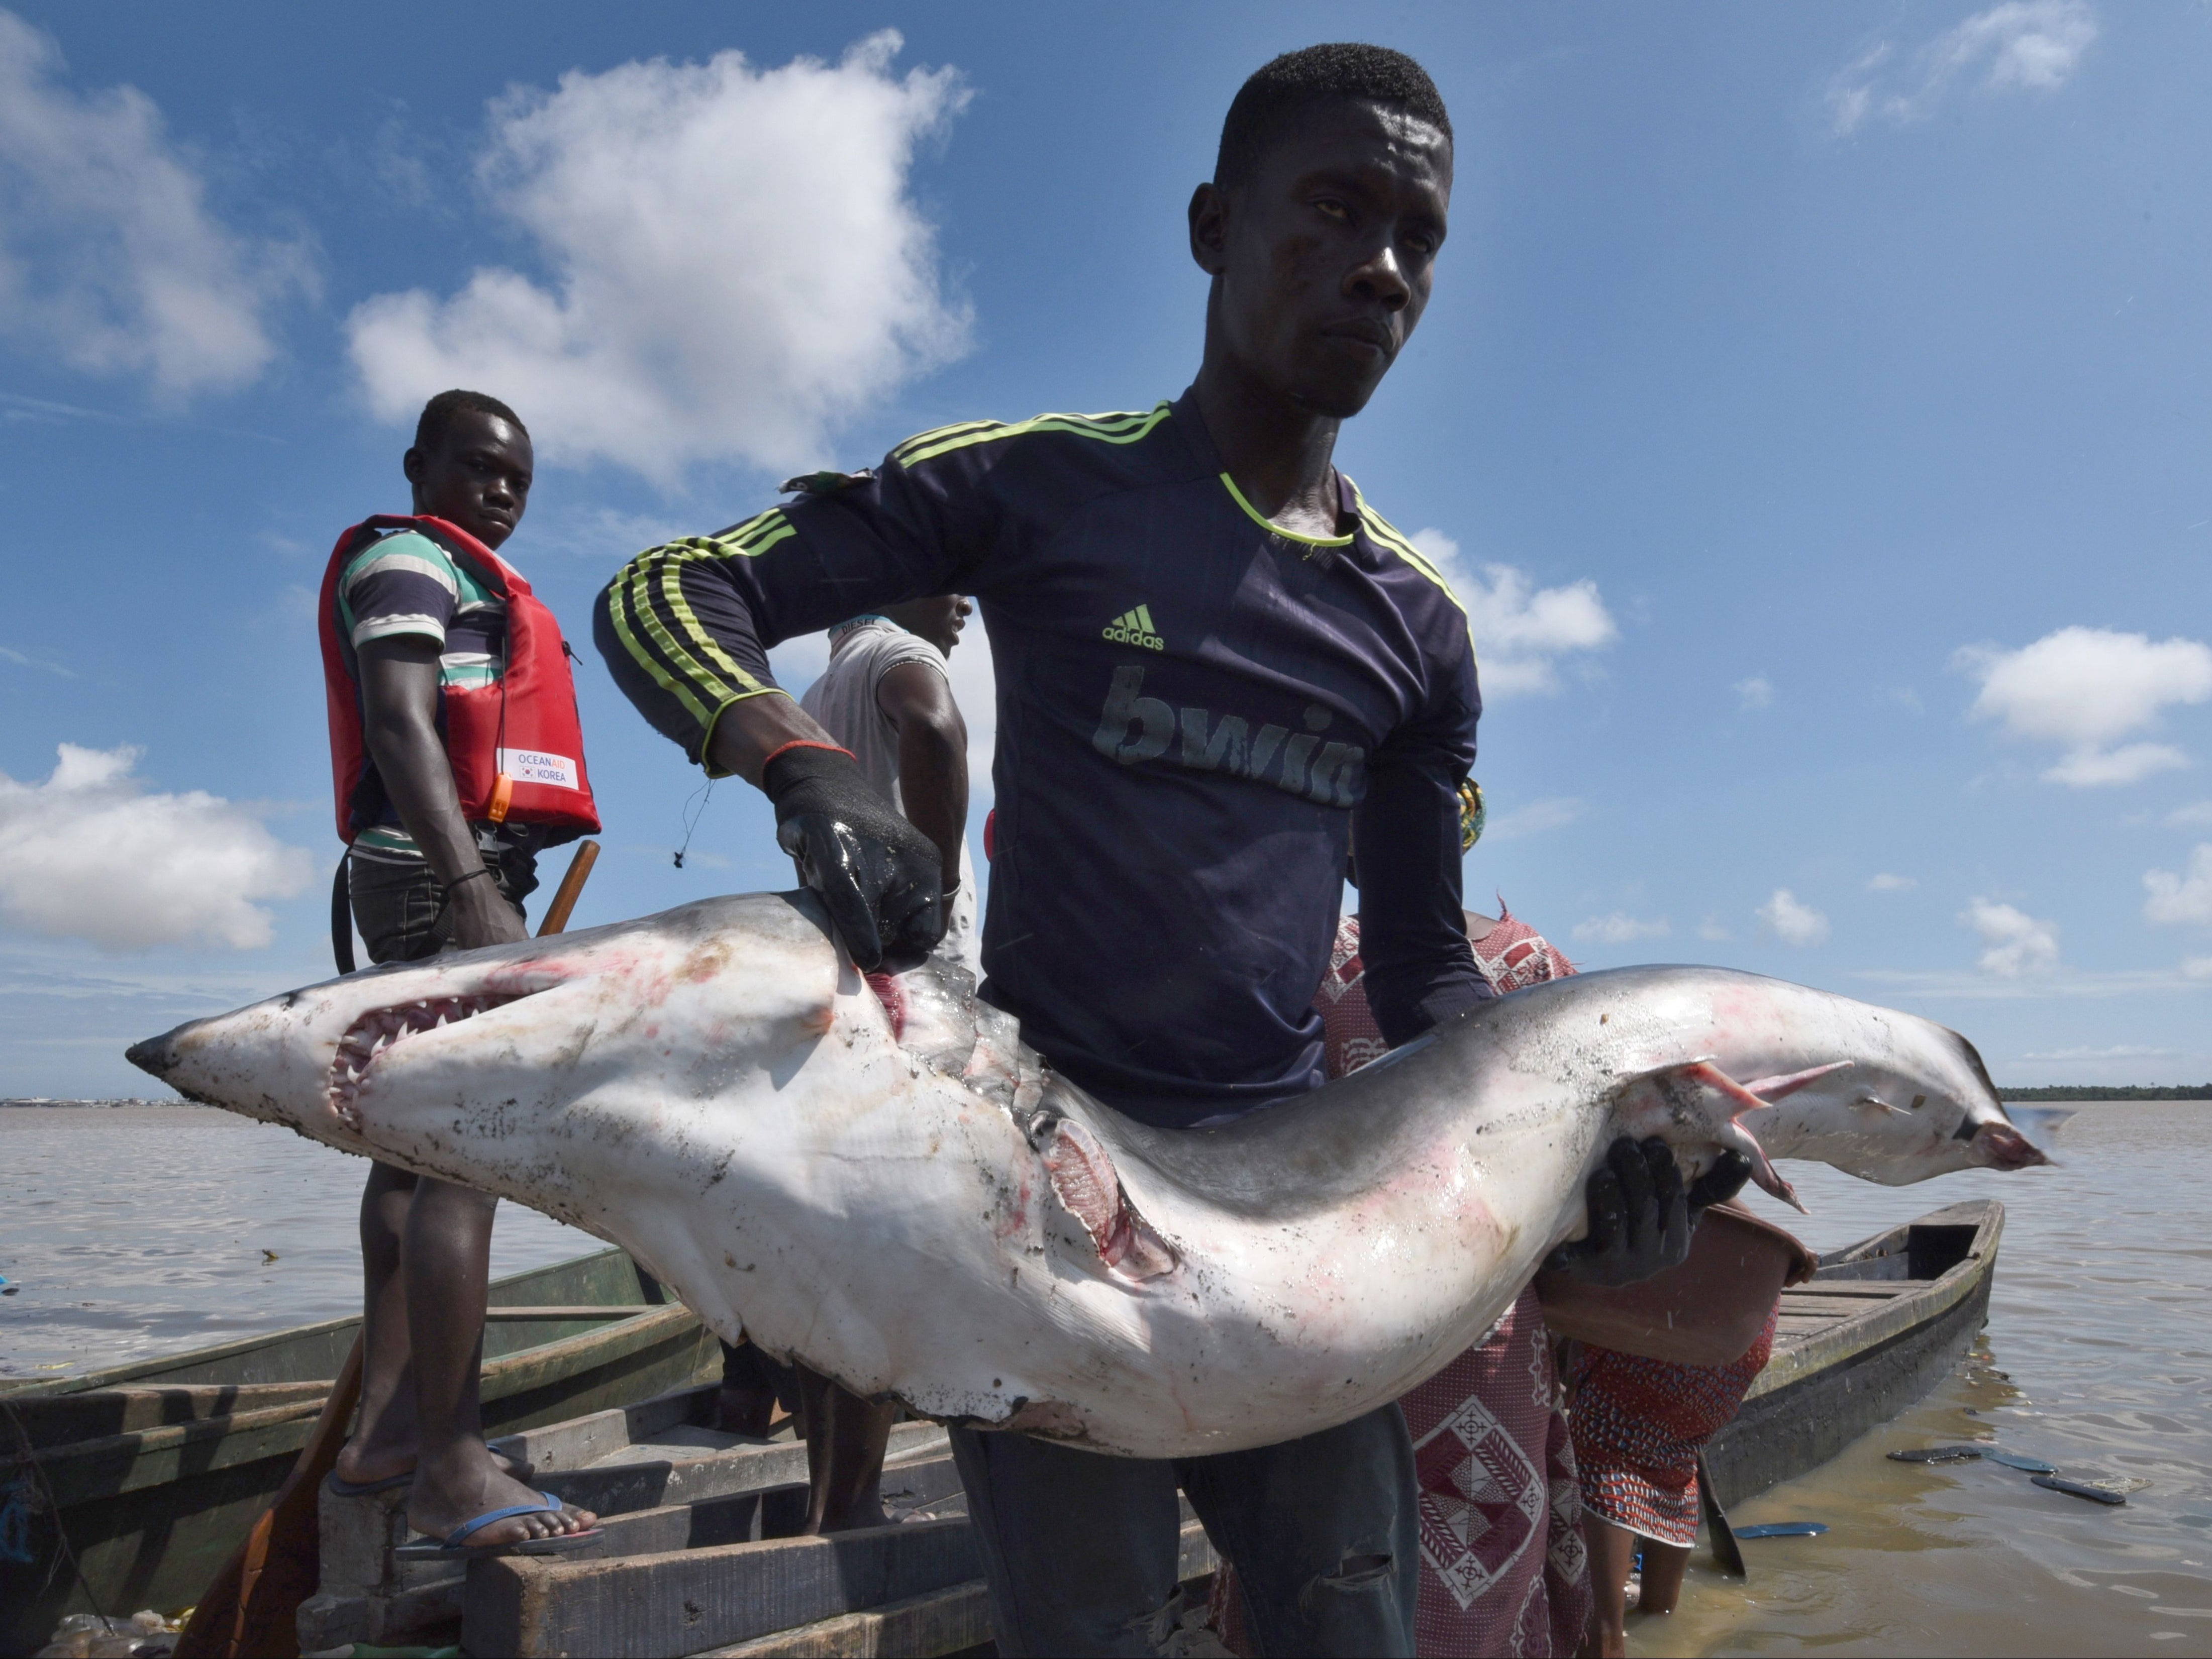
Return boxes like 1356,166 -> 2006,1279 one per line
2033,1473 -> 2127,1506
1983,1449 -> 2057,1474
1888,1444 -> 1985,1463
1734,1522 -> 1829,1539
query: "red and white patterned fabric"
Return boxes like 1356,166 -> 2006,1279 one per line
1403,1288 -> 1591,1657
1567,1304 -> 1777,1547
1218,910 -> 1592,1656
1469,902 -> 1577,993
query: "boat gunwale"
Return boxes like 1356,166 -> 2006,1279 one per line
1744,1198 -> 2002,1402
0,1244 -> 656,1399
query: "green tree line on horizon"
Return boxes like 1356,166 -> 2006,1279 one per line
2001,1084 -> 2212,1101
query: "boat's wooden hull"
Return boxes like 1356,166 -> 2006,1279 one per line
1702,1199 -> 2003,1511
0,1248 -> 719,1657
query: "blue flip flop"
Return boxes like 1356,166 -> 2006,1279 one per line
392,1492 -> 601,1559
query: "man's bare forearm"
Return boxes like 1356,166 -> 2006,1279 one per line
896,715 -> 969,892
359,646 -> 486,885
356,640 -> 525,947
703,691 -> 841,785
877,662 -> 969,892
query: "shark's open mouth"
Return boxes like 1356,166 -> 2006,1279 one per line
329,992 -> 534,1127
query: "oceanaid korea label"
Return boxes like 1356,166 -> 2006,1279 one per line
498,748 -> 582,790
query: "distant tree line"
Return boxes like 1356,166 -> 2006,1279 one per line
2001,1084 -> 2212,1101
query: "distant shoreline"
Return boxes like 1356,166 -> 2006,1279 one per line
2000,1085 -> 2212,1101
1,1098 -> 184,1108
10,1087 -> 2210,1111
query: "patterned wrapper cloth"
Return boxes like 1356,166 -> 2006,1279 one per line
1567,1307 -> 1778,1546
1213,907 -> 1592,1658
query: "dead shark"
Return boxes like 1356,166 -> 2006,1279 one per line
128,890 -> 2045,1458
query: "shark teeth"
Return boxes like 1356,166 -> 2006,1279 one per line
328,993 -> 527,1128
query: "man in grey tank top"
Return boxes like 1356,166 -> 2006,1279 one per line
799,597 -> 980,973
716,593 -> 978,1532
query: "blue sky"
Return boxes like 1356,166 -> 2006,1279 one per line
3,1 -> 2209,1096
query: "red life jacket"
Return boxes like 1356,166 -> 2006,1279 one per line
318,514 -> 601,844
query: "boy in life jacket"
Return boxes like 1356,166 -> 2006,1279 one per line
318,389 -> 601,1556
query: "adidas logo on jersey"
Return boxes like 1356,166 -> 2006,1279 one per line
1102,604 -> 1164,651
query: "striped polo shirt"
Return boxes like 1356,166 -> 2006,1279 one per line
333,529 -> 508,861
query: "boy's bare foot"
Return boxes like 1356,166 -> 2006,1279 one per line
333,1432 -> 530,1488
406,1440 -> 595,1548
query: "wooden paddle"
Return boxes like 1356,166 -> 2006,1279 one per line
178,841 -> 598,1656
175,1335 -> 363,1658
537,840 -> 598,936
1697,1449 -> 1748,1580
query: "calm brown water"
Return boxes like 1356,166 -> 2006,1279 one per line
0,1105 -> 595,1382
4,1104 -> 2205,1654
1679,1103 -> 2212,1656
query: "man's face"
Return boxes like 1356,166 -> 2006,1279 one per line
404,411 -> 534,551
886,594 -> 973,657
1194,100 -> 1451,420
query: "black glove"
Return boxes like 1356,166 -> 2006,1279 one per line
1545,1136 -> 1692,1287
1687,1150 -> 1754,1219
763,746 -> 945,972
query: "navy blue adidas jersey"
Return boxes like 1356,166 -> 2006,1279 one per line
596,389 -> 1488,1126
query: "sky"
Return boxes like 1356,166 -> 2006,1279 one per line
2,0 -> 2209,1096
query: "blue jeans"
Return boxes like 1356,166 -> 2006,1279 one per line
947,1403 -> 1418,1657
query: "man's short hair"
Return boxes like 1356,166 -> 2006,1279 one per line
1215,44 -> 1451,191
414,389 -> 528,454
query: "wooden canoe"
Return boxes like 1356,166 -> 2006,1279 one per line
1701,1198 -> 2003,1509
0,1247 -> 719,1657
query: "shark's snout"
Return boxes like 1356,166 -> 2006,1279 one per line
126,1032 -> 176,1079
1974,1119 -> 2052,1171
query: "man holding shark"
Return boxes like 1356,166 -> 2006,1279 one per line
597,42 -> 1728,1656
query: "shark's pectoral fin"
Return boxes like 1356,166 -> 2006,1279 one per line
1038,1119 -> 1178,1282
1622,1059 -> 1808,1214
1740,1060 -> 1852,1101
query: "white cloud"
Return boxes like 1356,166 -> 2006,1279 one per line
2042,743 -> 2189,787
1484,796 -> 1583,842
1829,0 -> 2097,135
0,644 -> 72,677
2165,801 -> 2212,829
1758,888 -> 1831,946
1958,627 -> 2212,787
1858,965 -> 2208,999
1572,912 -> 1671,945
1866,872 -> 1918,892
1962,897 -> 2060,976
0,9 -> 310,395
1406,532 -> 1617,697
2144,845 -> 2212,928
2184,957 -> 2212,981
1734,676 -> 1773,711
347,34 -> 971,485
0,745 -> 311,949
2020,1043 -> 2178,1062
